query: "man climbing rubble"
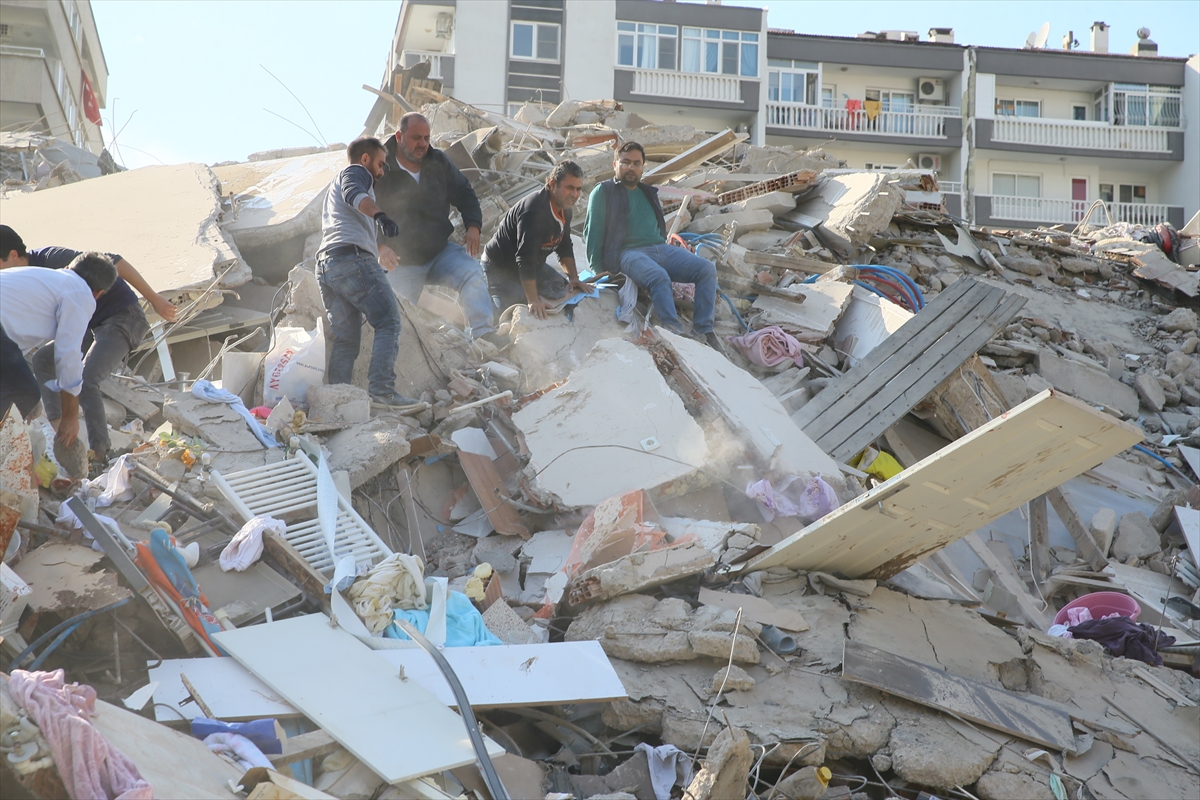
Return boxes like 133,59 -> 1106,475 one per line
314,137 -> 416,408
482,160 -> 589,319
375,112 -> 508,347
0,252 -> 117,454
583,141 -> 719,348
0,225 -> 177,466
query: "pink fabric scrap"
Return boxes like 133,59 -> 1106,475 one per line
8,669 -> 153,800
1066,606 -> 1094,627
726,326 -> 806,368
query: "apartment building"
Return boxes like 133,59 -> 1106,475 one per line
0,0 -> 107,153
376,1 -> 1199,229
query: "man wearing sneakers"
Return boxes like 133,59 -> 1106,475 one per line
583,141 -> 719,348
314,137 -> 415,408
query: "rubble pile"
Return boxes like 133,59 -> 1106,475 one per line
1,92 -> 1198,800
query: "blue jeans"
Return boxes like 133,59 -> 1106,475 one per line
316,250 -> 402,398
393,242 -> 495,337
619,244 -> 717,334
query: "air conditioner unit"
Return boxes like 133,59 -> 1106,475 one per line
918,77 -> 945,102
917,153 -> 941,171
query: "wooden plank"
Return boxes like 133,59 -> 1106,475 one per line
740,390 -> 1145,579
1046,487 -> 1108,570
698,588 -> 810,632
213,614 -> 504,785
743,250 -> 835,275
643,130 -> 745,185
963,532 -> 1051,630
1131,666 -> 1197,708
1028,494 -> 1050,584
457,450 -> 529,538
843,639 -> 1076,752
269,730 -> 341,768
262,530 -> 331,615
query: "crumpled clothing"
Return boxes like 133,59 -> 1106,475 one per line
746,474 -> 840,523
1069,617 -> 1176,667
203,733 -> 273,771
56,502 -> 118,554
346,553 -> 426,633
191,379 -> 279,449
1065,606 -> 1094,626
86,453 -> 135,507
1047,624 -> 1073,639
220,515 -> 284,572
191,717 -> 282,754
386,589 -> 503,647
7,669 -> 153,800
617,273 -> 640,324
634,743 -> 694,800
726,325 -> 805,368
671,282 -> 695,302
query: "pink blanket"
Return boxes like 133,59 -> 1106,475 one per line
8,670 -> 153,800
726,326 -> 806,368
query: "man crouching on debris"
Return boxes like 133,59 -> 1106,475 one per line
315,137 -> 416,408
0,225 -> 178,466
0,252 -> 117,457
374,112 -> 508,347
481,160 -> 589,319
583,141 -> 719,349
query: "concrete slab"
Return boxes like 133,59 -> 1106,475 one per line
791,172 -> 904,251
512,338 -> 708,508
162,389 -> 282,473
506,291 -> 629,393
324,418 -> 414,489
1037,351 -> 1139,417
751,281 -> 854,343
0,163 -> 249,294
213,151 -> 343,246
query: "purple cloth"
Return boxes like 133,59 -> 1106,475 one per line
726,326 -> 805,368
1068,617 -> 1176,667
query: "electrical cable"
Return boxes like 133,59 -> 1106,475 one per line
718,291 -> 750,332
1134,443 -> 1194,483
9,597 -> 132,671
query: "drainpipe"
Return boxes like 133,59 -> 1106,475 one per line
964,46 -> 977,225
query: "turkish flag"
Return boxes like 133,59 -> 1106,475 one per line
81,70 -> 102,126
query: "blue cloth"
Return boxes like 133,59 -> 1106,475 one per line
191,717 -> 283,754
315,249 -> 402,398
190,379 -> 278,449
619,243 -> 718,334
149,528 -> 227,653
384,590 -> 503,647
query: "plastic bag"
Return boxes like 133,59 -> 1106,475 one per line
262,326 -> 325,409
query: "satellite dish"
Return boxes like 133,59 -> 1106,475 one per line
1033,22 -> 1051,49
1024,32 -> 1038,48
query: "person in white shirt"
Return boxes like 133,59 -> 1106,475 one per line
0,252 -> 117,446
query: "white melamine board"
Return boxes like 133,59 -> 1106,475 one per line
376,640 -> 627,708
742,391 -> 1144,579
147,657 -> 299,721
213,613 -> 503,784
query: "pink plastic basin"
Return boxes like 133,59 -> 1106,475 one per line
1053,591 -> 1140,627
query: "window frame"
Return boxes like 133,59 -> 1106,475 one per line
991,172 -> 1041,198
511,20 -> 561,63
995,98 -> 1041,118
616,22 -> 677,71
679,26 -> 757,77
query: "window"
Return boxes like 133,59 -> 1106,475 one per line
512,21 -> 559,62
62,91 -> 77,135
865,163 -> 900,170
1118,184 -> 1147,204
616,22 -> 676,70
821,85 -> 836,107
992,173 -> 1040,197
996,99 -> 1040,118
1072,105 -> 1088,121
681,27 -> 757,77
1111,83 -> 1181,127
767,59 -> 819,104
66,1 -> 81,43
1099,183 -> 1113,202
867,89 -> 915,132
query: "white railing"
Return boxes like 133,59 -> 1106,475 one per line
0,44 -> 47,59
766,102 -> 958,138
988,196 -> 1175,226
400,50 -> 448,80
991,117 -> 1173,153
631,69 -> 741,103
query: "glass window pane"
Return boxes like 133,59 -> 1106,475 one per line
683,39 -> 701,72
705,41 -> 719,72
805,73 -> 818,105
1099,184 -> 1113,202
1016,100 -> 1039,118
722,41 -> 738,74
996,99 -> 1014,116
537,24 -> 559,60
768,58 -> 791,68
706,30 -> 720,39
723,30 -> 738,40
660,25 -> 677,35
659,35 -> 676,71
822,86 -> 834,107
741,42 -> 757,76
618,22 -> 635,32
1119,185 -> 1132,203
768,72 -> 779,102
742,32 -> 759,42
1126,95 -> 1147,125
637,34 -> 656,69
618,34 -> 634,66
993,174 -> 1016,196
1016,175 -> 1040,197
1073,106 -> 1087,120
513,23 -> 533,57
684,27 -> 701,37
1133,185 -> 1146,202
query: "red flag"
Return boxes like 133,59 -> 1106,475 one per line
81,70 -> 102,126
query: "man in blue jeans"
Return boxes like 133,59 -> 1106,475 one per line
583,141 -> 719,349
374,113 -> 506,347
314,137 -> 415,407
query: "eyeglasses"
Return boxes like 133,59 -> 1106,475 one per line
616,159 -> 644,168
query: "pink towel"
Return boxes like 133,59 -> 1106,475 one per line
8,670 -> 153,800
726,326 -> 806,368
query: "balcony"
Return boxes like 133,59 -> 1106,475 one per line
986,196 -> 1180,227
766,103 -> 960,140
630,69 -> 742,103
991,118 -> 1174,154
398,50 -> 452,84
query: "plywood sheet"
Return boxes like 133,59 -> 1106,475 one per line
742,390 -> 1144,579
842,639 -> 1076,752
213,614 -> 503,784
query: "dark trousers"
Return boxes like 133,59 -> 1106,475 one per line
316,250 -> 402,398
0,326 -> 41,420
483,259 -> 569,312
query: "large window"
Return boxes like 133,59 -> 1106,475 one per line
1112,84 -> 1181,127
995,99 -> 1041,118
617,22 -> 677,70
767,59 -> 818,104
512,21 -> 560,62
681,27 -> 758,77
992,173 -> 1041,197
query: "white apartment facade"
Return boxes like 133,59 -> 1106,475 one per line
376,1 -> 1199,229
0,0 -> 108,153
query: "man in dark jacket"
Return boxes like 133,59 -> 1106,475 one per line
374,113 -> 503,345
482,161 -> 589,319
582,141 -> 718,347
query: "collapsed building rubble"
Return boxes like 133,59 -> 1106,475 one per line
1,90 -> 1198,800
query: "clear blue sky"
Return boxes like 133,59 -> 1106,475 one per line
92,0 -> 1199,169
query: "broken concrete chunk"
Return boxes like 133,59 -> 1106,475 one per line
1036,352 -> 1139,417
686,208 -> 774,237
682,725 -> 752,800
568,543 -> 716,606
997,254 -> 1046,277
687,630 -> 760,664
888,715 -> 998,790
751,282 -> 853,343
791,171 -> 904,251
565,594 -> 698,663
1112,511 -> 1161,561
307,384 -> 370,425
1160,307 -> 1198,333
711,665 -> 756,693
1088,507 -> 1117,558
324,418 -> 413,488
1134,372 -> 1167,413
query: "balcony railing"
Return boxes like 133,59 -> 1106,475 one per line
991,117 -> 1174,153
0,45 -> 47,59
988,196 -> 1175,226
399,49 -> 448,80
630,69 -> 742,103
766,102 -> 958,138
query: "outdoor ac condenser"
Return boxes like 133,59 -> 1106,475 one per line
918,77 -> 945,102
917,153 -> 941,171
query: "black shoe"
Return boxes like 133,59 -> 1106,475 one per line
370,393 -> 422,410
702,331 -> 727,354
